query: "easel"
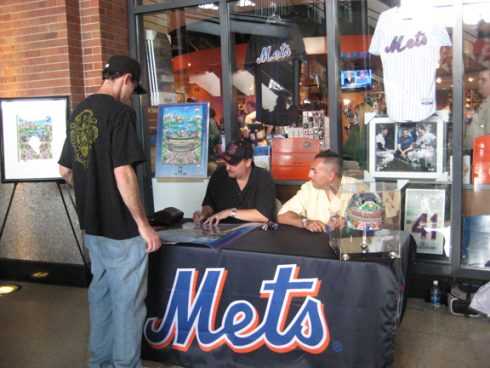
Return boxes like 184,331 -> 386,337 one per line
0,181 -> 90,280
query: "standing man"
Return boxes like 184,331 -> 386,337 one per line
193,139 -> 276,225
58,55 -> 161,368
464,68 -> 490,149
207,107 -> 222,175
277,150 -> 362,233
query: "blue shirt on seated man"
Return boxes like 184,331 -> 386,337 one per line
193,139 -> 276,225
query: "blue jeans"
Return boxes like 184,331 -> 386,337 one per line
84,234 -> 148,368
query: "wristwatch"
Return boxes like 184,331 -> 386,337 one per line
301,218 -> 309,228
231,208 -> 238,218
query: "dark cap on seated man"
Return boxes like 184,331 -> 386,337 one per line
102,55 -> 147,95
221,139 -> 254,165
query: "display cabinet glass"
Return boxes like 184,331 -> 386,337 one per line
328,182 -> 401,261
461,0 -> 490,271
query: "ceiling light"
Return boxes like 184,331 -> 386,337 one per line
31,272 -> 49,279
0,284 -> 21,296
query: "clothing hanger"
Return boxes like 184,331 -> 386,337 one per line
266,2 -> 285,24
398,0 -> 431,20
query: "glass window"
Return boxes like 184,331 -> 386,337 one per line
462,0 -> 490,269
229,0 -> 329,148
138,3 -> 223,175
340,0 -> 454,263
338,0 -> 375,172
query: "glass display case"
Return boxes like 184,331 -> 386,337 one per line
328,182 -> 401,261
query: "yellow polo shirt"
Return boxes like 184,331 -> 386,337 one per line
278,176 -> 364,224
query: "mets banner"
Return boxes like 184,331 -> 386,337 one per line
142,245 -> 402,368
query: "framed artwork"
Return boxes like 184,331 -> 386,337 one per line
0,96 -> 69,183
368,115 -> 444,179
404,188 -> 446,255
155,102 -> 209,178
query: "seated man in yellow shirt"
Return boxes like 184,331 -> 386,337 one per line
277,150 -> 362,233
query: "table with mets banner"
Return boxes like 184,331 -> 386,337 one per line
142,222 -> 413,368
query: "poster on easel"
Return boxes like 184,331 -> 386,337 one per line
155,102 -> 209,178
0,96 -> 69,183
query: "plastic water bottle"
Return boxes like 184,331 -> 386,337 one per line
430,280 -> 441,309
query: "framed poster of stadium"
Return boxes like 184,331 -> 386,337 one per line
368,115 -> 444,179
404,188 -> 446,255
155,102 -> 209,178
0,96 -> 69,183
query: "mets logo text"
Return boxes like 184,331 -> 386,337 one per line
144,264 -> 330,354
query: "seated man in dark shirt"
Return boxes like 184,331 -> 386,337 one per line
193,139 -> 276,225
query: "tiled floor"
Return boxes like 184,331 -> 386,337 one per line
0,281 -> 488,368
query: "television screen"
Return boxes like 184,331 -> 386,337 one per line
341,69 -> 372,90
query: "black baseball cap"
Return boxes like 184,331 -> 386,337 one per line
222,140 -> 254,165
103,55 -> 147,95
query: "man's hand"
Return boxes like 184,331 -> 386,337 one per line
303,219 -> 327,233
203,209 -> 231,225
193,211 -> 206,224
139,224 -> 162,253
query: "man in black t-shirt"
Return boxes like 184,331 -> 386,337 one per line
193,139 -> 276,225
58,55 -> 161,367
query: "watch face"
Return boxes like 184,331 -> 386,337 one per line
231,208 -> 237,217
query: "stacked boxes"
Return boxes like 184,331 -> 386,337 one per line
271,138 -> 320,181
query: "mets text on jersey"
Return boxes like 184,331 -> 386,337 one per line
144,264 -> 330,354
256,43 -> 292,64
385,31 -> 427,53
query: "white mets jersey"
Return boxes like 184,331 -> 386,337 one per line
369,7 -> 451,122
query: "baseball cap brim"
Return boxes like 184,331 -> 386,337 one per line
221,154 -> 241,165
134,84 -> 147,95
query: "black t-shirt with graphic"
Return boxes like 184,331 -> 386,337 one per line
245,22 -> 305,126
202,165 -> 276,222
58,94 -> 145,240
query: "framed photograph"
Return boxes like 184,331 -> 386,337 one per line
0,96 -> 69,183
368,115 -> 444,179
404,188 -> 446,255
155,102 -> 209,178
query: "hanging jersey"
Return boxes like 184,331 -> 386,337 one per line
245,22 -> 305,125
369,7 -> 451,122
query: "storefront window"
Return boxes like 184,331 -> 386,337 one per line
338,0 -> 454,263
229,0 -> 329,148
338,0 -> 374,172
138,3 -> 223,174
462,0 -> 490,269
129,1 -> 490,276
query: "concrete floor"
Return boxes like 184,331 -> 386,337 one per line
0,281 -> 489,368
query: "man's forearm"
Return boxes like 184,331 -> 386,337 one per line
59,165 -> 73,187
277,211 -> 304,228
233,208 -> 268,222
114,165 -> 150,229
